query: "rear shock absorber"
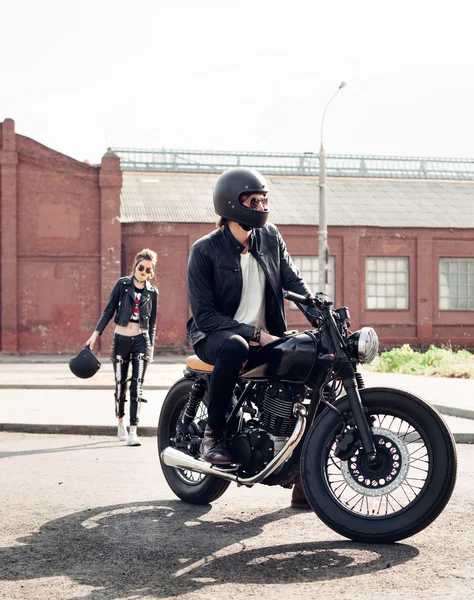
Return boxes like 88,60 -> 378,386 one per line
182,378 -> 207,428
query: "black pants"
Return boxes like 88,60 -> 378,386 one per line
111,333 -> 150,426
194,330 -> 252,434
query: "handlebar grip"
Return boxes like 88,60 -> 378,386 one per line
283,291 -> 312,305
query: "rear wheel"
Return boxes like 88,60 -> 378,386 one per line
302,387 -> 457,543
158,378 -> 230,504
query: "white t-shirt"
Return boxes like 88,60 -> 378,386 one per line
233,251 -> 266,331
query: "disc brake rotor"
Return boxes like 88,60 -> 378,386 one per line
341,427 -> 410,496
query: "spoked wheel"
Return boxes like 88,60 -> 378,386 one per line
158,378 -> 230,504
336,423 -> 424,513
302,387 -> 457,543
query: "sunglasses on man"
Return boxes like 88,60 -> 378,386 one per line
242,195 -> 269,210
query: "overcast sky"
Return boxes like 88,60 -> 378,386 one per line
2,0 -> 473,164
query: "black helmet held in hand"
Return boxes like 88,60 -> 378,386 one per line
69,346 -> 101,379
213,167 -> 269,230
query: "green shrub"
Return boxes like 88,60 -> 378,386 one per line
364,344 -> 474,378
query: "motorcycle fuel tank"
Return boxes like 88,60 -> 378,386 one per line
242,332 -> 317,383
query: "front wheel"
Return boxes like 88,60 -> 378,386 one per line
158,377 -> 231,504
301,387 -> 457,543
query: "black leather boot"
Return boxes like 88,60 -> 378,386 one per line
200,426 -> 232,464
291,479 -> 310,509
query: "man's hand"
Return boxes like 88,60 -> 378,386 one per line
259,331 -> 280,347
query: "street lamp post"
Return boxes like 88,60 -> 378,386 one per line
318,81 -> 346,296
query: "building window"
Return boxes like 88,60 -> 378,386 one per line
366,257 -> 409,310
439,258 -> 474,310
290,256 -> 335,308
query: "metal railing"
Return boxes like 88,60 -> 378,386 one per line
110,147 -> 474,180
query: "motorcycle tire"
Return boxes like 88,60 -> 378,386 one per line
158,377 -> 231,504
301,387 -> 457,543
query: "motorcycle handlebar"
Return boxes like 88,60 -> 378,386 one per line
283,291 -> 315,306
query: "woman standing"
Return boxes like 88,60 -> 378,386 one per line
86,249 -> 159,446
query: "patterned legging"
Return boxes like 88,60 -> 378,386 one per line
111,333 -> 151,425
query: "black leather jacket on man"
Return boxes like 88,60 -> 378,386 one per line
186,223 -> 318,346
95,277 -> 159,344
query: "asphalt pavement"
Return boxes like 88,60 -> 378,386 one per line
0,356 -> 473,442
2,432 -> 473,600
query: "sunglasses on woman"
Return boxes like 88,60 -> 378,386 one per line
137,265 -> 153,274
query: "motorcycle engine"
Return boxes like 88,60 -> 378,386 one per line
259,381 -> 306,436
230,426 -> 274,476
230,382 -> 306,476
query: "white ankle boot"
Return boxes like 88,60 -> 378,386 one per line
127,426 -> 141,446
117,422 -> 128,442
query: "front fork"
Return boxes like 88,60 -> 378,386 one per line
322,311 -> 378,464
338,360 -> 377,463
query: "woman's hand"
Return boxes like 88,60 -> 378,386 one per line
259,331 -> 280,347
86,331 -> 99,350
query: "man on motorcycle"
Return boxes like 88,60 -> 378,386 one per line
186,167 -> 319,508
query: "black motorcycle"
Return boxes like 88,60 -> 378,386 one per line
158,291 -> 457,543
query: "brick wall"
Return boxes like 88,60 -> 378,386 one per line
122,222 -> 474,352
0,119 -> 121,355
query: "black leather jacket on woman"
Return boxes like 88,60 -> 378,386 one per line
95,277 -> 159,345
186,223 -> 319,346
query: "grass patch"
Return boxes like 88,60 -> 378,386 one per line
362,344 -> 474,379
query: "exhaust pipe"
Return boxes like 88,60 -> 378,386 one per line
161,403 -> 307,486
161,446 -> 240,483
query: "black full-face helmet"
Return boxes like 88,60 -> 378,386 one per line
69,346 -> 101,379
213,167 -> 270,229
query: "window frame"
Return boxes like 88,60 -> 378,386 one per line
439,257 -> 474,311
289,255 -> 335,308
365,256 -> 409,311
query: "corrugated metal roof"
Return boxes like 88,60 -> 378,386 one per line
121,173 -> 474,228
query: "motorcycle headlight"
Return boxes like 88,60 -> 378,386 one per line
347,327 -> 379,364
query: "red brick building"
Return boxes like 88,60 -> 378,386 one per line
120,170 -> 474,351
1,119 -> 474,355
0,119 -> 122,355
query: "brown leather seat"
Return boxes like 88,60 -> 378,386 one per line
186,354 -> 214,372
186,354 -> 248,373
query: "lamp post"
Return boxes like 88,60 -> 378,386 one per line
318,81 -> 346,296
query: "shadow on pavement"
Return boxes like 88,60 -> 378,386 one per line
0,499 -> 419,599
0,439 -> 120,459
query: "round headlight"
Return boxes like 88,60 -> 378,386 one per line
357,327 -> 379,364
